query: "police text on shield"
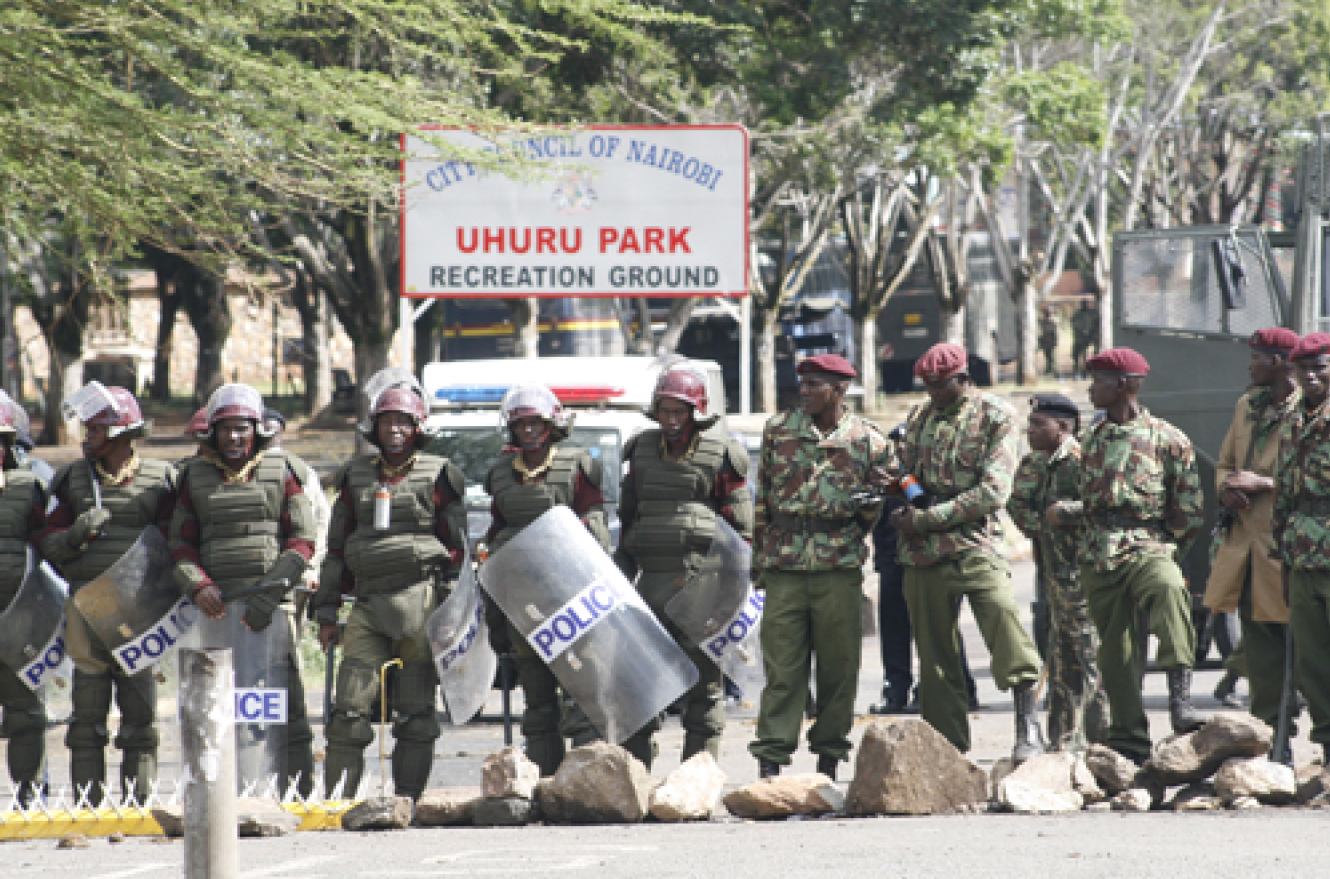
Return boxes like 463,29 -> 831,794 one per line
113,596 -> 199,675
527,575 -> 622,662
704,590 -> 764,662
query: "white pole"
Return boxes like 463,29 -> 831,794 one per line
739,295 -> 752,414
181,648 -> 238,879
399,297 -> 413,372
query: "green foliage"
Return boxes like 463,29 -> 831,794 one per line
1002,65 -> 1107,148
0,0 -> 701,258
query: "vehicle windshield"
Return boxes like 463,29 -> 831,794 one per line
425,425 -> 623,503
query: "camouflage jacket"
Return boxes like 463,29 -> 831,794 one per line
1055,408 -> 1203,572
753,408 -> 890,572
1273,394 -> 1330,570
1009,438 -> 1082,586
896,389 -> 1019,567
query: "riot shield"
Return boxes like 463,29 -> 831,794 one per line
71,527 -> 198,677
0,549 -> 72,693
481,506 -> 698,743
426,553 -> 496,725
180,607 -> 291,793
665,518 -> 765,698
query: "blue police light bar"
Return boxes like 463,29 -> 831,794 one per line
434,384 -> 510,404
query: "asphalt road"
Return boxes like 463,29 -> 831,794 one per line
10,554 -> 1327,876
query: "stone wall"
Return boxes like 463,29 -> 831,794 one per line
13,277 -> 367,402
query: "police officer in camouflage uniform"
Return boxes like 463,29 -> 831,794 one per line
896,343 -> 1045,762
749,354 -> 888,781
1274,333 -> 1330,764
313,373 -> 467,801
170,384 -> 317,796
0,405 -> 51,805
1051,348 -> 1205,764
39,384 -> 174,804
614,364 -> 753,769
1206,328 -> 1300,752
1009,393 -> 1108,749
484,384 -> 610,776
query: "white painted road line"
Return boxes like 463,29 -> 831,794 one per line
240,855 -> 342,877
90,866 -> 173,879
366,845 -> 660,877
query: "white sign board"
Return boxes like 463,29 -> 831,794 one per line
401,126 -> 749,298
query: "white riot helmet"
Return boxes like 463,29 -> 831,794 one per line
204,384 -> 275,438
500,383 -> 573,444
61,380 -> 150,440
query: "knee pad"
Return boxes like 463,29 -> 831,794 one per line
66,720 -> 110,750
520,704 -> 562,739
327,711 -> 375,749
71,670 -> 114,719
114,723 -> 159,752
114,675 -> 158,728
394,662 -> 438,715
1,706 -> 47,739
333,659 -> 380,716
392,710 -> 440,745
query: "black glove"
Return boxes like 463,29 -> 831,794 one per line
243,589 -> 281,632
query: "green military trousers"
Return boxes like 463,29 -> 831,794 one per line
622,571 -> 725,770
0,661 -> 46,797
902,553 -> 1041,753
504,620 -> 600,777
326,583 -> 439,800
1082,552 -> 1196,763
1288,570 -> 1330,749
1046,568 -> 1109,749
749,568 -> 862,766
1237,573 -> 1295,736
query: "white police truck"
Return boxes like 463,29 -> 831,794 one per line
421,356 -> 727,551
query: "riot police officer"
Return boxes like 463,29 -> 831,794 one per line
38,383 -> 174,804
169,384 -> 317,797
312,371 -> 467,800
615,364 -> 752,769
0,405 -> 50,805
484,383 -> 610,775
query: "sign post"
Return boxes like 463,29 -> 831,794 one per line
400,126 -> 749,301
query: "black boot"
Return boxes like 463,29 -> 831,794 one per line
1212,669 -> 1246,708
816,754 -> 838,781
1168,668 -> 1207,734
1012,681 -> 1046,764
869,686 -> 909,715
758,758 -> 781,779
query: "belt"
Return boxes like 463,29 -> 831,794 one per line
1091,512 -> 1164,530
1294,498 -> 1330,516
770,512 -> 857,534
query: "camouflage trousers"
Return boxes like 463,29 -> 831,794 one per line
1044,568 -> 1109,750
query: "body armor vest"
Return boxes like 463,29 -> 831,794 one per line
0,468 -> 40,603
57,457 -> 173,589
485,446 -> 583,553
183,452 -> 289,596
622,428 -> 726,571
342,453 -> 451,593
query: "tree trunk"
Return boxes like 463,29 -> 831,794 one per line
632,298 -> 655,354
655,297 -> 698,355
41,345 -> 81,445
854,313 -> 878,413
754,309 -> 779,414
291,269 -> 333,416
505,298 -> 540,358
1015,280 -> 1038,385
152,276 -> 180,402
939,306 -> 966,346
177,263 -> 231,406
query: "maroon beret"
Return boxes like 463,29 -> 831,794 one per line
913,342 -> 969,382
1291,333 -> 1330,361
1249,327 -> 1299,352
1086,347 -> 1150,376
797,353 -> 857,379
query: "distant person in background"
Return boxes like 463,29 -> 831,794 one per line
1039,306 -> 1060,378
1071,300 -> 1098,378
